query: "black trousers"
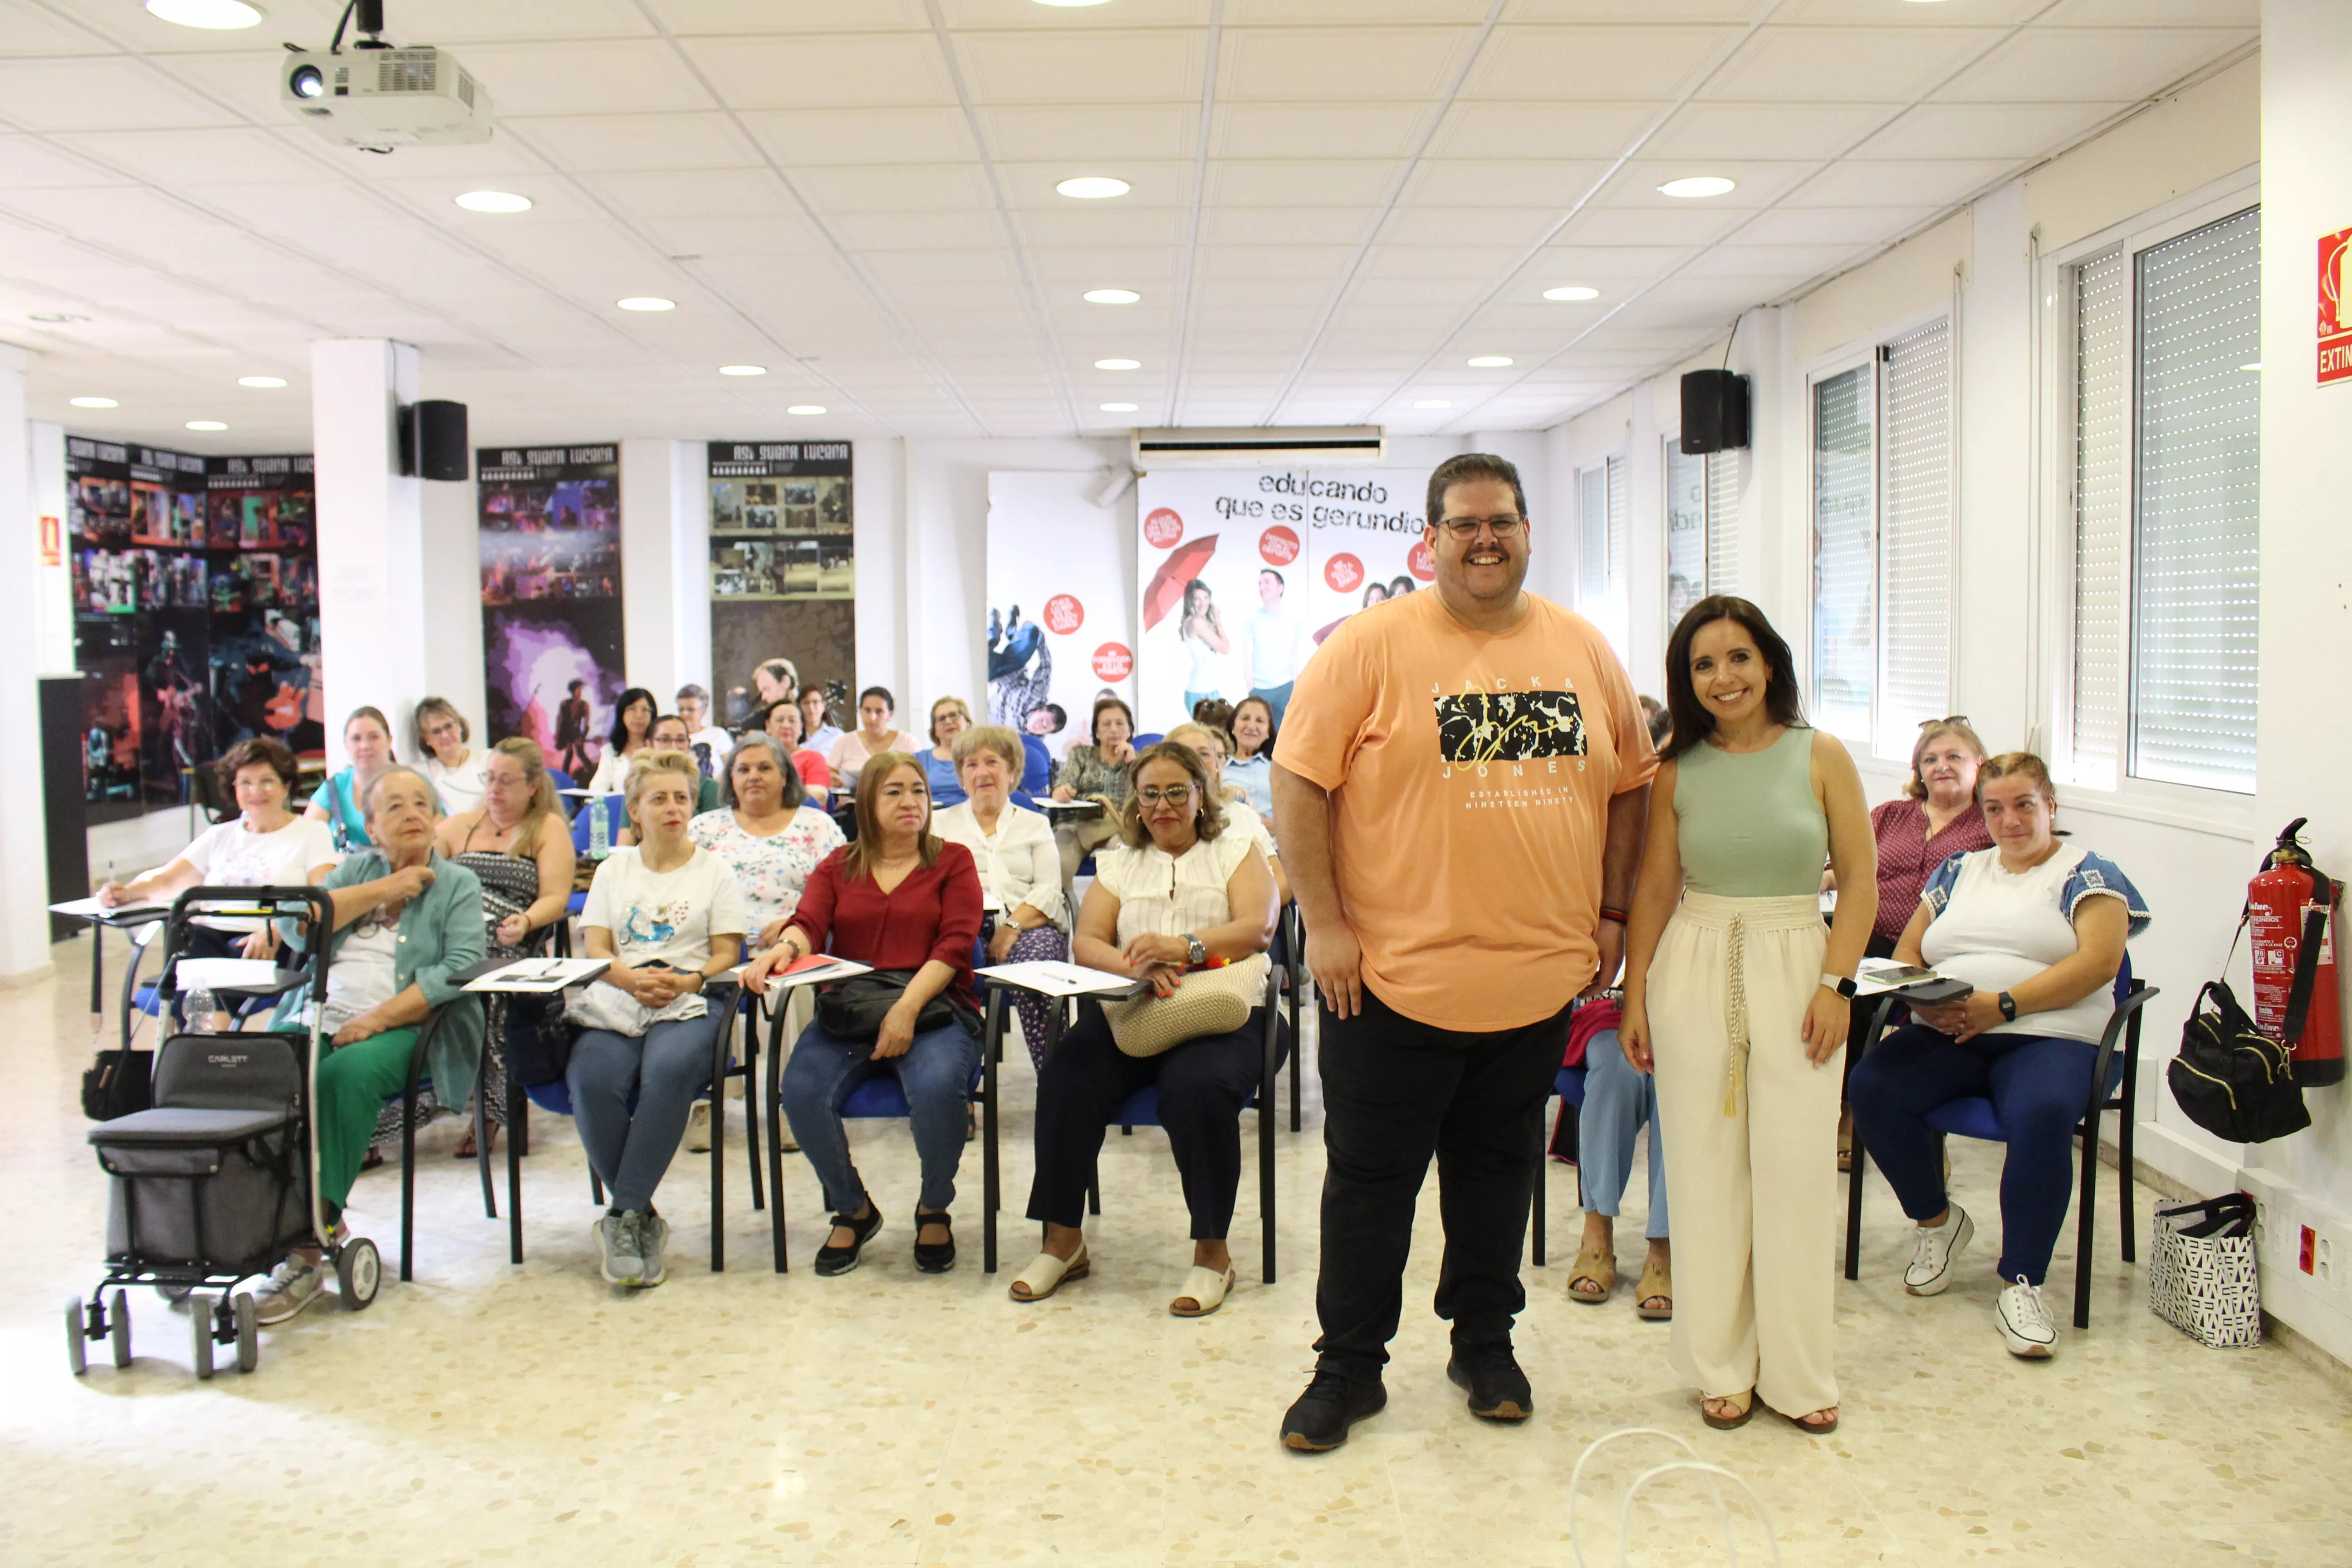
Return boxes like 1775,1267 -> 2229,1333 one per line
1027,1000 -> 1284,1241
1313,985 -> 1571,1370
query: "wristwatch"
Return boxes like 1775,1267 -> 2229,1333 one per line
1998,990 -> 2018,1022
1184,933 -> 1207,967
1820,972 -> 1858,999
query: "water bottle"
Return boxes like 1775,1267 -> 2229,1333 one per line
588,797 -> 610,859
185,987 -> 219,1034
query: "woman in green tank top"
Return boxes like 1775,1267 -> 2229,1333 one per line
1618,598 -> 1877,1437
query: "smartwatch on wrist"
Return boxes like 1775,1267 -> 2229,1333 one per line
1997,990 -> 2018,1022
1820,972 -> 1858,999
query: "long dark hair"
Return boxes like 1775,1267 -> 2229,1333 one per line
1659,596 -> 1804,762
608,686 -> 657,753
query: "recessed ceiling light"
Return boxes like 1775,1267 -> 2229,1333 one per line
145,0 -> 263,28
1100,402 -> 1139,413
1056,176 -> 1131,200
1657,176 -> 1736,199
1543,285 -> 1601,302
617,297 -> 676,312
787,405 -> 827,416
1083,289 -> 1141,304
69,396 -> 118,409
1094,358 -> 1141,370
718,364 -> 767,376
29,311 -> 90,323
1467,355 -> 1513,368
1414,399 -> 1453,410
454,190 -> 533,214
237,375 -> 287,388
186,420 -> 228,431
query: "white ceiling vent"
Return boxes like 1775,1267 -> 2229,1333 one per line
1132,426 -> 1385,469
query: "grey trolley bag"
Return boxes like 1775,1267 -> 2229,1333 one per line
67,886 -> 382,1379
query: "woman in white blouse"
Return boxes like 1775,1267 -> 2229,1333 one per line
1010,743 -> 1279,1318
414,696 -> 490,817
933,725 -> 1069,1067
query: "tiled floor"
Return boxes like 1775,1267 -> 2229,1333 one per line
8,930 -> 2351,1567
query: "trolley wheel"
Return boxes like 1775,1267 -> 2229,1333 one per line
109,1289 -> 132,1369
189,1293 -> 215,1380
337,1237 -> 381,1311
232,1292 -> 259,1374
155,1283 -> 193,1303
64,1297 -> 88,1377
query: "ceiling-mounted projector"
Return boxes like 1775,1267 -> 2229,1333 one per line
279,1 -> 491,149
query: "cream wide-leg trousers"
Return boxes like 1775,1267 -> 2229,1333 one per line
1648,892 -> 1842,1417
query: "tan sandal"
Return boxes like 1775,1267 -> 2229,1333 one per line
1701,1390 -> 1754,1430
1008,1245 -> 1088,1302
1566,1245 -> 1616,1303
1168,1264 -> 1235,1318
1634,1256 -> 1672,1321
1783,1404 -> 1840,1436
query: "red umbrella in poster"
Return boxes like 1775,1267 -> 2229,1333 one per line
1142,534 -> 1220,632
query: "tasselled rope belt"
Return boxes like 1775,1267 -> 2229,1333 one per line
1672,892 -> 1824,1122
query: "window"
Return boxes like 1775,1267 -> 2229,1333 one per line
2066,205 -> 2260,795
1577,455 -> 1629,655
1809,319 -> 1954,755
1666,439 -> 1743,631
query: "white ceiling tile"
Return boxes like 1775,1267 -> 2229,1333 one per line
1643,101 -> 1887,162
2038,0 -> 2258,21
1736,206 -> 1941,245
677,34 -> 958,109
979,103 -> 1200,162
1563,205 -> 1744,245
0,59 -> 245,133
1701,27 -> 2005,103
0,136 -> 127,190
1426,100 -> 1664,160
936,0 -> 1213,27
48,127 -> 325,188
1208,161 -> 1401,208
456,39 -> 721,116
1361,243 -> 1535,278
1597,158 -> 1818,209
1377,207 -> 1565,248
1935,26 -> 2254,103
505,113 -> 765,172
958,29 -> 1205,103
583,167 -> 803,220
1212,102 -> 1436,160
1198,245 -> 1357,279
740,107 -> 976,165
1534,244 -> 1702,279
1854,101 -> 2132,162
1203,207 -> 1377,246
999,161 -> 1192,208
1019,205 -> 1187,246
1463,25 -> 1740,101
826,211 -> 1006,249
1222,27 -> 1480,102
1783,158 -> 2017,209
359,0 -> 658,43
1681,243 -> 1862,279
784,164 -> 996,216
1772,0 -> 2045,21
1402,159 -> 1611,208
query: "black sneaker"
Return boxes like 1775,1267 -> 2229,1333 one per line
1447,1335 -> 1533,1421
814,1208 -> 884,1277
1279,1364 -> 1387,1452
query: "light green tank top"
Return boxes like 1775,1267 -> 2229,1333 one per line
1673,726 -> 1828,898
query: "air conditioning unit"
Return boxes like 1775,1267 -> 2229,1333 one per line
281,45 -> 493,148
1131,426 -> 1385,469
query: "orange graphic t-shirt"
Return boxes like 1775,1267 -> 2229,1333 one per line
1275,589 -> 1656,1031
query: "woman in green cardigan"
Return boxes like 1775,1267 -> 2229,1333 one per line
253,765 -> 486,1323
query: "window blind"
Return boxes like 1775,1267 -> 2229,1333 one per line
1812,364 -> 1875,741
2069,247 -> 2130,790
2132,207 -> 2260,794
1578,464 -> 1607,615
1601,454 -> 1631,656
1665,439 -> 1705,628
1876,318 -> 1954,759
1705,448 -> 1741,599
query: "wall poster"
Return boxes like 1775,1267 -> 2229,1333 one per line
66,437 -> 321,821
984,471 -> 1136,774
477,443 -> 624,781
707,440 -> 854,730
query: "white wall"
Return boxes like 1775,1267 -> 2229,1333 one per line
29,419 -> 71,676
0,346 -> 55,983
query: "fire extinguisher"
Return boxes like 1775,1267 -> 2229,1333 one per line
2247,818 -> 2344,1087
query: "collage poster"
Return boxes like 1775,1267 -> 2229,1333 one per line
707,441 -> 854,730
67,438 -> 321,820
476,443 -> 625,780
1130,468 -> 1422,734
983,471 -> 1136,775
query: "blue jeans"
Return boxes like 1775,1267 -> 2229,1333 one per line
567,1013 -> 727,1215
1848,1024 -> 2097,1285
780,1019 -> 981,1216
1579,1029 -> 1668,1239
1250,681 -> 1294,731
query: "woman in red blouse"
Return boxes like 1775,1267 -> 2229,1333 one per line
744,753 -> 985,1276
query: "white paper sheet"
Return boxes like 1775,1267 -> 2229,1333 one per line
975,960 -> 1148,998
463,957 -> 612,994
175,958 -> 287,991
753,956 -> 875,992
48,895 -> 172,920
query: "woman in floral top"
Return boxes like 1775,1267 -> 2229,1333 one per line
1050,696 -> 1138,886
688,732 -> 846,947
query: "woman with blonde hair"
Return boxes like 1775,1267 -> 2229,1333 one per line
934,725 -> 1068,1066
413,696 -> 489,816
921,694 -> 974,809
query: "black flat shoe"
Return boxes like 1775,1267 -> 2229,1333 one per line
1447,1334 -> 1533,1421
1279,1365 -> 1387,1452
914,1210 -> 956,1274
814,1208 -> 883,1277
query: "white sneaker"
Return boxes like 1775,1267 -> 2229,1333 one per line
250,1254 -> 325,1324
684,1101 -> 713,1152
1998,1275 -> 2058,1358
1903,1205 -> 1975,1296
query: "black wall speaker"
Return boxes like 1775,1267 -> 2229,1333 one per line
399,399 -> 470,481
1679,370 -> 1750,455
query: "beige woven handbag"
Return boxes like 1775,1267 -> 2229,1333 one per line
1102,954 -> 1271,1058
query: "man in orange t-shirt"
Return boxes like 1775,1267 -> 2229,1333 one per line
1271,453 -> 1655,1452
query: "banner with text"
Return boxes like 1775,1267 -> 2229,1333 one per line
707,440 -> 854,731
477,443 -> 623,780
985,471 -> 1135,776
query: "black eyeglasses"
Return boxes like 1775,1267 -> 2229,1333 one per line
1434,514 -> 1526,540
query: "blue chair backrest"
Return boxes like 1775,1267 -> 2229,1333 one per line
568,795 -> 626,854
1134,731 -> 1164,749
1010,788 -> 1042,813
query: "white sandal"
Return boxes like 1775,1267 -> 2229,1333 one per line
1009,1245 -> 1088,1302
1168,1264 -> 1236,1318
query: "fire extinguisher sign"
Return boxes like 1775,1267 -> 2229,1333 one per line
2321,225 -> 2352,386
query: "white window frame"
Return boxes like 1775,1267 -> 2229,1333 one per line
1659,434 -> 1744,631
2035,168 -> 2261,839
1576,452 -> 1631,660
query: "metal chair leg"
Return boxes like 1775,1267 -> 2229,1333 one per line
709,1009 -> 729,1274
2074,1107 -> 2100,1331
743,1016 -> 765,1213
474,1080 -> 496,1220
507,1051 -> 526,1265
1844,1124 -> 1867,1282
766,1004 -> 790,1273
983,990 -> 1003,1274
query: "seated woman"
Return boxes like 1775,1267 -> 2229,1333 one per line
586,686 -> 657,796
1011,742 -> 1281,1318
828,685 -> 917,796
799,685 -> 844,759
101,736 -> 338,1027
248,766 -> 485,1323
742,753 -> 984,1278
414,696 -> 489,817
1224,695 -> 1279,820
1564,997 -> 1671,1321
649,714 -> 723,813
1164,722 -> 1291,907
762,699 -> 834,809
933,725 -> 1069,1068
922,695 -> 973,809
1020,703 -> 1064,795
1050,696 -> 1138,885
435,736 -> 578,1158
566,750 -> 749,1290
1847,752 -> 2149,1361
305,706 -> 398,852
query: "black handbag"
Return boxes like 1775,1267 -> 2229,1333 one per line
502,992 -> 574,1087
2167,979 -> 2311,1144
816,969 -> 976,1042
82,1047 -> 153,1121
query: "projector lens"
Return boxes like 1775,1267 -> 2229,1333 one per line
290,64 -> 324,98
